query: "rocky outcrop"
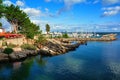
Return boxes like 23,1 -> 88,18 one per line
38,39 -> 83,56
0,50 -> 39,62
10,50 -> 38,61
0,53 -> 9,62
0,39 -> 85,62
9,52 -> 27,61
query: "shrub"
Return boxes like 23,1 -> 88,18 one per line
62,33 -> 69,38
7,43 -> 17,48
3,48 -> 13,55
21,44 -> 36,50
2,42 -> 7,46
36,34 -> 46,44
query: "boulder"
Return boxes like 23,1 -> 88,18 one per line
0,53 -> 9,62
38,39 -> 81,56
39,49 -> 51,56
13,47 -> 22,52
10,52 -> 27,61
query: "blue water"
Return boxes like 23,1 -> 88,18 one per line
0,34 -> 120,80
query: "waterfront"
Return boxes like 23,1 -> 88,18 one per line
0,33 -> 120,80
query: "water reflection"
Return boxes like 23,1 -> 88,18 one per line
36,55 -> 47,67
13,62 -> 22,70
10,58 -> 34,80
0,34 -> 120,80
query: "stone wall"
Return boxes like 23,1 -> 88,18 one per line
0,36 -> 36,47
4,37 -> 26,46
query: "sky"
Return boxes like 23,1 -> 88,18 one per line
0,0 -> 120,32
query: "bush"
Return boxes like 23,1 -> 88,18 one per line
7,43 -> 17,48
2,42 -> 7,46
21,44 -> 36,50
35,34 -> 46,45
3,48 -> 13,55
62,33 -> 69,38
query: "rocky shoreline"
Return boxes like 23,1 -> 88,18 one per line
0,39 -> 86,63
39,39 -> 84,56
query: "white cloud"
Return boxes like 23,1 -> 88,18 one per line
57,0 -> 86,15
31,19 -> 50,31
3,0 -> 25,6
23,8 -> 41,17
102,0 -> 120,5
0,17 -> 11,32
16,0 -> 24,6
112,28 -> 118,31
64,0 -> 86,6
3,0 -> 13,6
102,6 -> 120,16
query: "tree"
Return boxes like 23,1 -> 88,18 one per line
0,0 -> 4,18
0,22 -> 2,28
62,33 -> 69,38
45,24 -> 50,34
21,18 -> 40,39
4,4 -> 28,33
4,4 -> 40,40
0,0 -> 4,28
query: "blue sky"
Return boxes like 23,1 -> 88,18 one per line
1,0 -> 120,32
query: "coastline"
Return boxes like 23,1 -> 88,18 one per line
0,39 -> 86,63
0,33 -> 117,63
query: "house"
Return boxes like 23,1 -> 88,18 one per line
0,28 -> 5,33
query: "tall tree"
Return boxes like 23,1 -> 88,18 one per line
0,0 -> 4,18
0,0 -> 4,28
0,22 -> 2,28
45,24 -> 50,34
21,18 -> 40,39
4,4 -> 28,33
4,3 -> 40,39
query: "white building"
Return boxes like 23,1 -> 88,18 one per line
0,28 -> 5,33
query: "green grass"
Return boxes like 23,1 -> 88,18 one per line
21,44 -> 36,50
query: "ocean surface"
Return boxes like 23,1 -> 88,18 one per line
0,33 -> 120,80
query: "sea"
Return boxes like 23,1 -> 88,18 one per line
0,32 -> 120,80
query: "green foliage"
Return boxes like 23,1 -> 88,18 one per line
54,36 -> 62,38
21,44 -> 36,50
3,48 -> 13,55
0,0 -> 4,18
0,22 -> 2,28
2,42 -> 7,46
35,34 -> 46,45
7,43 -> 17,48
2,3 -> 40,39
4,4 -> 29,33
20,18 -> 40,39
45,24 -> 50,34
62,33 -> 69,38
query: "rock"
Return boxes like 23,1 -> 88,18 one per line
9,53 -> 17,60
9,52 -> 27,61
0,53 -> 9,62
13,47 -> 22,52
0,38 -> 83,62
38,39 -> 81,56
39,49 -> 51,56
